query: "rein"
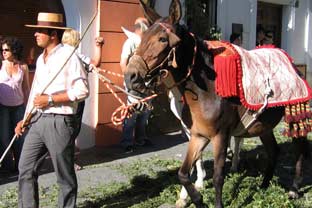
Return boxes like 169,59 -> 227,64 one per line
137,22 -> 198,90
91,66 -> 157,126
165,32 -> 197,90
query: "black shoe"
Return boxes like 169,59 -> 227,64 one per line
124,145 -> 134,153
142,139 -> 153,146
135,138 -> 153,147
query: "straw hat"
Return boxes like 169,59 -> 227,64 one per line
25,12 -> 71,30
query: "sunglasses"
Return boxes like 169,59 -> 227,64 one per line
1,48 -> 11,52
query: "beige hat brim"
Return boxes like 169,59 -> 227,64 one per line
25,24 -> 71,30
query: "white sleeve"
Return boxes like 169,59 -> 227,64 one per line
77,52 -> 91,66
66,54 -> 89,101
121,39 -> 133,59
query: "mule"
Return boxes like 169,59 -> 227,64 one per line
125,0 -> 311,207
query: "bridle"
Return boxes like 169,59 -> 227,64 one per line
132,22 -> 198,89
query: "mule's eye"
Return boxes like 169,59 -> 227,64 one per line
159,37 -> 168,43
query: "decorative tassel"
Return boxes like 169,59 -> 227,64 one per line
306,102 -> 312,117
283,121 -> 291,137
301,103 -> 306,118
292,123 -> 299,138
284,105 -> 292,122
299,120 -> 307,137
296,103 -> 305,120
291,105 -> 298,122
293,104 -> 301,121
303,119 -> 311,132
307,118 -> 312,131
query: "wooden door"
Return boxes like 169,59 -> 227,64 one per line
96,0 -> 181,146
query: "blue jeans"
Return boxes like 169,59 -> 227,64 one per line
120,109 -> 150,147
0,104 -> 25,171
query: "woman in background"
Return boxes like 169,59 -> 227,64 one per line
0,36 -> 30,173
62,29 -> 104,170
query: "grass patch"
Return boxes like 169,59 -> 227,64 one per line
1,125 -> 312,207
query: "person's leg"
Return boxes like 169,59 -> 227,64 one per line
0,105 -> 15,171
43,115 -> 77,208
18,117 -> 47,208
72,101 -> 85,139
135,110 -> 151,145
120,113 -> 137,149
11,104 -> 26,170
73,101 -> 85,171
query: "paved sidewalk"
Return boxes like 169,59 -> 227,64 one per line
0,131 -> 212,196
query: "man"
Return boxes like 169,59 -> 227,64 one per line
119,17 -> 151,152
15,12 -> 89,208
230,33 -> 242,46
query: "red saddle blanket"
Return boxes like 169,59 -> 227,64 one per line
206,41 -> 312,110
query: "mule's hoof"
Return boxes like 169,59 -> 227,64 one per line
194,181 -> 204,190
288,190 -> 299,199
260,181 -> 269,189
175,199 -> 187,208
193,196 -> 205,208
194,201 -> 207,208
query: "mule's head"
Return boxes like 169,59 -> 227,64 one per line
125,0 -> 197,96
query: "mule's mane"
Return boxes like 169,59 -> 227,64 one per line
171,24 -> 216,92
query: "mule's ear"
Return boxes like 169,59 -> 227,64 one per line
139,0 -> 161,24
168,0 -> 182,24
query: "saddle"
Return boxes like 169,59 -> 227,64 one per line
206,41 -> 312,137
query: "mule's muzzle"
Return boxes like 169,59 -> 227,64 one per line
127,55 -> 149,77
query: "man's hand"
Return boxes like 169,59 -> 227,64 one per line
15,120 -> 26,137
33,94 -> 49,109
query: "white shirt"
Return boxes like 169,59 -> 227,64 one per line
0,62 -> 25,106
26,44 -> 89,115
120,34 -> 141,60
63,44 -> 91,69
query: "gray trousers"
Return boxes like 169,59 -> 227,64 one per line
18,113 -> 77,208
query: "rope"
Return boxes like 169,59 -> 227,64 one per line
97,68 -> 124,78
91,66 -> 158,126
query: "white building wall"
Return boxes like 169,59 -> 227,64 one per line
217,0 -> 257,50
62,0 -> 99,149
282,1 -> 307,63
306,0 -> 312,84
281,0 -> 312,83
217,0 -> 312,83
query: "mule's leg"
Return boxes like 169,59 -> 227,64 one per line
259,131 -> 280,188
178,154 -> 206,207
177,135 -> 208,208
195,155 -> 206,189
289,136 -> 311,199
230,137 -> 243,172
212,133 -> 229,208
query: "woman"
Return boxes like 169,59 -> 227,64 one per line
62,29 -> 104,170
0,37 -> 30,173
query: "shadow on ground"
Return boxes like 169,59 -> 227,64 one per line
0,131 -> 188,185
76,140 -> 312,208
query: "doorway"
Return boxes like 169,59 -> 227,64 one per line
0,0 -> 65,70
257,1 -> 283,47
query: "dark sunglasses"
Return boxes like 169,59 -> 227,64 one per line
1,48 -> 11,52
